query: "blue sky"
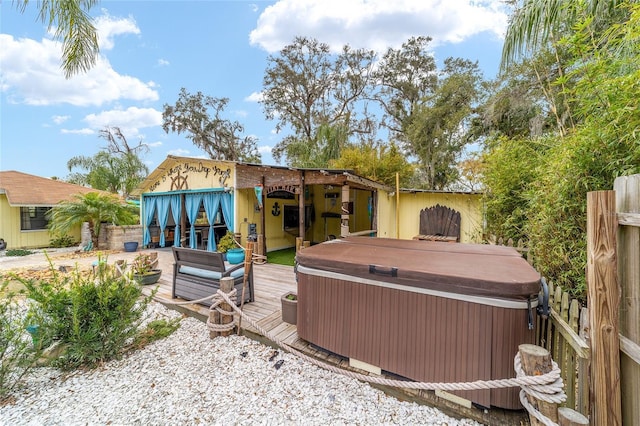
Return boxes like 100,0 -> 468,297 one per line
1,0 -> 509,180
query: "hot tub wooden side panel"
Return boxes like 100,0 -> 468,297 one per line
490,307 -> 536,408
297,272 -> 499,408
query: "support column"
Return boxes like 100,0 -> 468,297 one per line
341,184 -> 350,237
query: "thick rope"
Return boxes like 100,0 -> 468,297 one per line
158,287 -> 567,423
514,355 -> 566,425
205,288 -> 238,333
217,290 -> 566,400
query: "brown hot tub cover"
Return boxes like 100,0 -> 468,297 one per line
296,236 -> 540,300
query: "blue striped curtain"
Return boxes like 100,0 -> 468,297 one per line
185,193 -> 203,249
170,194 -> 182,247
156,195 -> 171,247
202,192 -> 221,251
142,196 -> 157,247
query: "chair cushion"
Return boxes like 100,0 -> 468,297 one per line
179,265 -> 244,280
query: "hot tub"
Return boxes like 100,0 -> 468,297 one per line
295,237 -> 541,409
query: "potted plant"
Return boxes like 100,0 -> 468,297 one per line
131,252 -> 161,285
217,231 -> 238,259
281,291 -> 297,325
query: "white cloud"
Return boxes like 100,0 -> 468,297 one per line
61,128 -> 95,135
157,58 -> 170,67
52,115 -> 70,124
250,0 -> 508,53
146,140 -> 163,148
94,11 -> 140,50
83,107 -> 163,135
167,148 -> 191,156
244,91 -> 263,103
258,145 -> 273,154
0,21 -> 157,107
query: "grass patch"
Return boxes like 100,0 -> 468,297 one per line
5,249 -> 34,257
267,247 -> 296,266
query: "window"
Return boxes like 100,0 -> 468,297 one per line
20,207 -> 51,230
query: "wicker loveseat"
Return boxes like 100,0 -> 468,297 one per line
171,247 -> 254,306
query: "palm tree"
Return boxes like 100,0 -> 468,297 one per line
14,0 -> 100,78
501,0 -> 628,70
67,152 -> 148,199
48,192 -> 138,250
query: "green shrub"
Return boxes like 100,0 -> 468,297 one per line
21,259 -> 163,370
0,282 -> 43,401
49,234 -> 77,248
5,249 -> 34,257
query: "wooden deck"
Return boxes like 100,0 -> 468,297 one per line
145,248 -> 528,425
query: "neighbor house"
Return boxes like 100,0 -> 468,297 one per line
0,170 -> 102,249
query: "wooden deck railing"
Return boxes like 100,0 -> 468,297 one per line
536,280 -> 590,416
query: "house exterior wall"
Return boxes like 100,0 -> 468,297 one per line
0,194 -> 81,249
144,160 -> 236,194
376,190 -> 483,243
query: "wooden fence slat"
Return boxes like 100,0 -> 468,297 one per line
587,190 -> 622,425
614,175 -> 640,426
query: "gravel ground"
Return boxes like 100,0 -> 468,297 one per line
0,302 -> 482,426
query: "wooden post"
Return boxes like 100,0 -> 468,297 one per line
237,243 -> 254,335
299,171 -> 305,241
395,172 -> 400,239
341,184 -> 350,237
586,191 -> 622,425
209,276 -> 235,338
519,344 -> 559,425
558,408 -> 590,426
295,236 -> 303,253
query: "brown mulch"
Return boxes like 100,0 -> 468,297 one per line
1,265 -> 94,282
0,250 -> 123,282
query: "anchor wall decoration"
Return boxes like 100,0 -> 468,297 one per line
272,202 -> 281,216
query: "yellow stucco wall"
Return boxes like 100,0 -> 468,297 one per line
235,185 -> 375,252
376,190 -> 483,243
0,194 -> 81,249
144,160 -> 235,194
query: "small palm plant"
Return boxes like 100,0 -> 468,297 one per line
48,192 -> 139,250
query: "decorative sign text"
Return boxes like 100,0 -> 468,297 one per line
149,161 -> 232,192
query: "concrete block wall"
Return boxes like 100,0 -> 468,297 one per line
101,225 -> 143,251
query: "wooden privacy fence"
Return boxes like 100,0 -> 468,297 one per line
489,175 -> 640,425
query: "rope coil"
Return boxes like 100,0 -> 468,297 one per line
206,288 -> 238,333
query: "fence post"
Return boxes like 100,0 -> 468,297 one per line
519,344 -> 559,425
558,407 -> 589,425
209,276 -> 236,338
586,190 -> 622,425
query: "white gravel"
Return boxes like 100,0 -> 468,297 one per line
0,302 -> 483,426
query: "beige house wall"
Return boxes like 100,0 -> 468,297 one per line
0,194 -> 81,249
